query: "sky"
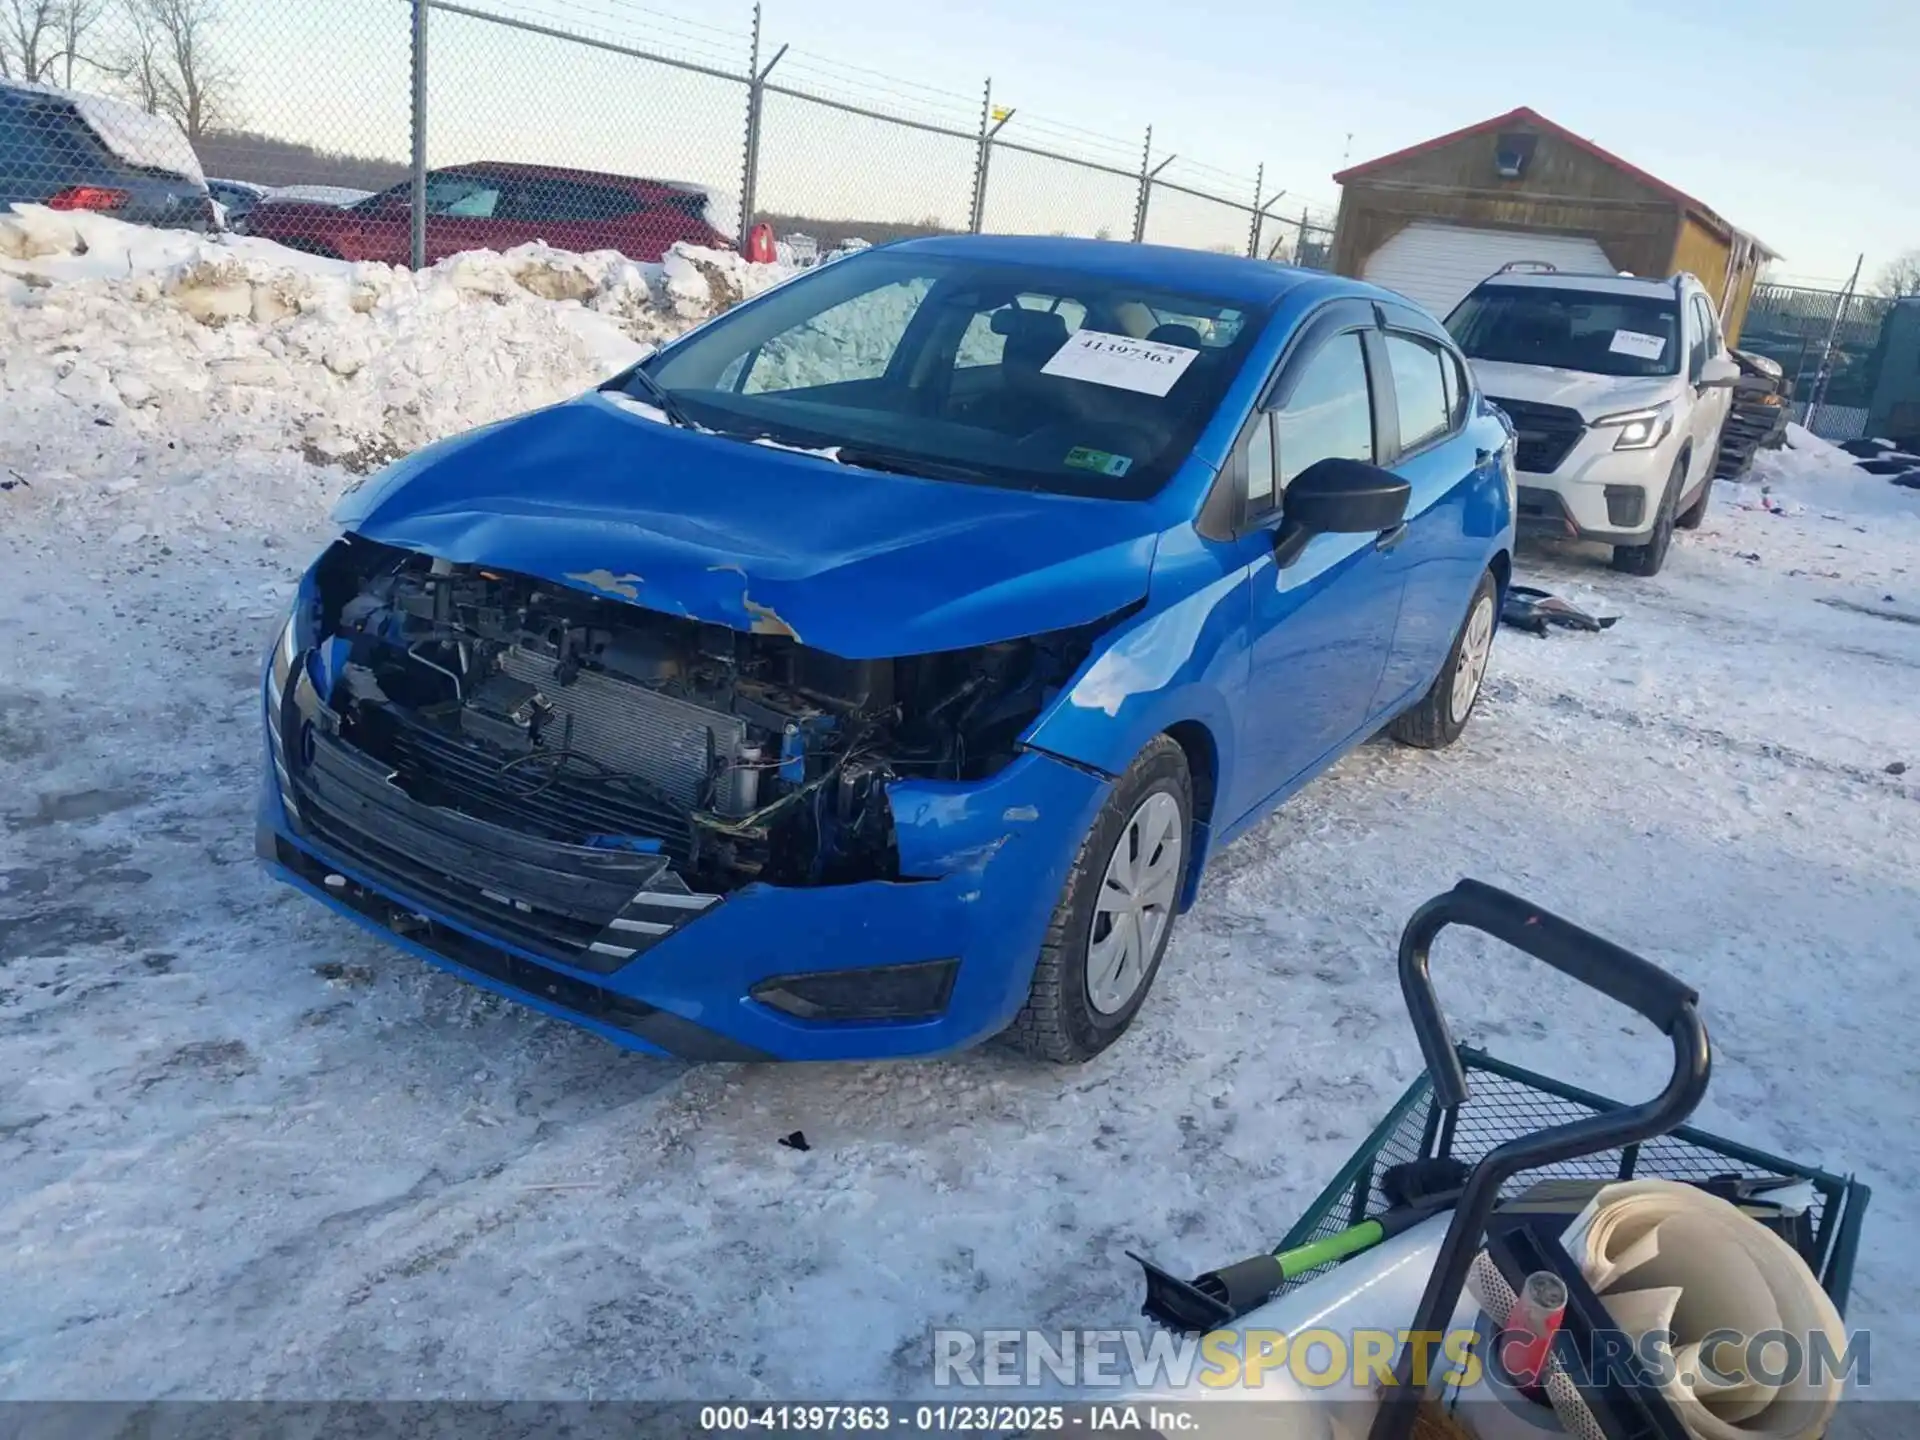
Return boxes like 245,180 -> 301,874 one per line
205,0 -> 1915,284
747,0 -> 1918,285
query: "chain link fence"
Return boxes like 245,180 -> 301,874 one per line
0,0 -> 1337,271
1738,282 -> 1897,440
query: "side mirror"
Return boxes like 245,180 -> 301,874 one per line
1699,355 -> 1741,390
1272,457 -> 1411,566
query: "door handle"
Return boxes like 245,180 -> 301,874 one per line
1375,523 -> 1408,552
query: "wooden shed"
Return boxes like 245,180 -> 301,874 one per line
1329,107 -> 1776,341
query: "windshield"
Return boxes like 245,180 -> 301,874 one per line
621,250 -> 1267,497
1446,285 -> 1681,379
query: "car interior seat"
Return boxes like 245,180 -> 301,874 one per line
978,307 -> 1073,433
1145,322 -> 1206,350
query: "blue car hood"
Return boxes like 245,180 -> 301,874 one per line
335,393 -> 1164,659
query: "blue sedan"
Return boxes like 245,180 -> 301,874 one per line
258,235 -> 1515,1063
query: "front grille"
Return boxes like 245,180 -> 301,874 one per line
280,671 -> 715,972
1489,396 -> 1586,475
384,718 -> 695,867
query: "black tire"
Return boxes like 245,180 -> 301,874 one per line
1389,570 -> 1499,750
1005,735 -> 1192,1064
1675,471 -> 1713,530
1610,455 -> 1686,576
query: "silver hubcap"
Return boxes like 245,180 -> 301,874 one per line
1087,790 -> 1184,1015
1450,593 -> 1496,724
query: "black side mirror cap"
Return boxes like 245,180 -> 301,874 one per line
1272,457 -> 1411,565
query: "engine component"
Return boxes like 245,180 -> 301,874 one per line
496,645 -> 744,810
306,539 -> 1106,892
459,673 -> 553,754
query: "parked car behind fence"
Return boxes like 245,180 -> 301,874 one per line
241,162 -> 733,265
0,80 -> 215,233
206,178 -> 271,229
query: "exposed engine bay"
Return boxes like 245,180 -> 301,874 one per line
303,538 -> 1104,891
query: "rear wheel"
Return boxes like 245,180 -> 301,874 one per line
1006,736 -> 1191,1063
1389,570 -> 1498,751
1610,456 -> 1685,575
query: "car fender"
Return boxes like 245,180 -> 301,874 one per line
1021,524 -> 1248,794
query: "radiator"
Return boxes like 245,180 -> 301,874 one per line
496,646 -> 746,810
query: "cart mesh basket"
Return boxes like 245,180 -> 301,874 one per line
1272,1045 -> 1867,1316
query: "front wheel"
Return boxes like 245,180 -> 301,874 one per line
1611,456 -> 1685,575
1675,471 -> 1713,530
1006,735 -> 1191,1063
1389,570 -> 1499,750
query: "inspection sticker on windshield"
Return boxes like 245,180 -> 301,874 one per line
1040,330 -> 1199,396
1608,329 -> 1668,360
1063,446 -> 1133,477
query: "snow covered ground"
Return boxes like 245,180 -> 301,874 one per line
2,212 -> 1917,1402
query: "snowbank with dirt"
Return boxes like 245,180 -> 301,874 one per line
0,205 -> 787,492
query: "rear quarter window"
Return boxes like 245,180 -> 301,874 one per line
0,102 -> 101,171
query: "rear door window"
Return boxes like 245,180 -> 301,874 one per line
1385,333 -> 1452,452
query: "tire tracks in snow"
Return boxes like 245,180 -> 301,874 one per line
1483,673 -> 1917,800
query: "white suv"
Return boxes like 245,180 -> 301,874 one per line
1444,268 -> 1740,576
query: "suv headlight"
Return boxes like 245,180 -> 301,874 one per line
1592,402 -> 1673,452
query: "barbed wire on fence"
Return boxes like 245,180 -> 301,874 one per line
0,0 -> 1337,270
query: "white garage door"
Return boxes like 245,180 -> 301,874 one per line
1362,223 -> 1614,321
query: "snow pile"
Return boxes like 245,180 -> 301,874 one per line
0,207 -> 789,507
1731,424 -> 1920,521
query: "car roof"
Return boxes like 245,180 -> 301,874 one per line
450,160 -> 701,192
881,233 -> 1354,306
1473,271 -> 1682,300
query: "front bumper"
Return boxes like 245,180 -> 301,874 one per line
1513,433 -> 1685,545
257,654 -> 1110,1062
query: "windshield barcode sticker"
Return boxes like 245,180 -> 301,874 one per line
1608,330 -> 1667,360
1040,330 -> 1199,396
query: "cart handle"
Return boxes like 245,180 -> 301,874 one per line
1399,879 -> 1702,1110
1368,879 -> 1712,1440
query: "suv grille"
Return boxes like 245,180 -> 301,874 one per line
1489,396 -> 1586,475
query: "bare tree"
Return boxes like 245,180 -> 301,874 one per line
51,0 -> 109,85
1876,249 -> 1920,299
109,0 -> 232,141
1,0 -> 60,81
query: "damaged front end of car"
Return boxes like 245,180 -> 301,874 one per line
261,533 -> 1124,1055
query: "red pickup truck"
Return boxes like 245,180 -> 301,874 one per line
242,161 -> 732,265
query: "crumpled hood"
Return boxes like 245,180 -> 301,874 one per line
334,392 -> 1163,659
1469,359 -> 1680,421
